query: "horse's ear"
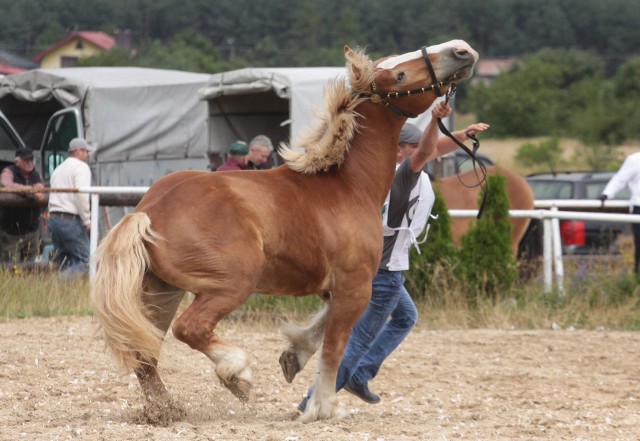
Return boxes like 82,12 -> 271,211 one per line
345,46 -> 373,91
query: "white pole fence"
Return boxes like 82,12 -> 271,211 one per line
85,187 -> 149,281
76,187 -> 639,293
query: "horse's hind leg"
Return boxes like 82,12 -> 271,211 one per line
171,289 -> 253,402
135,273 -> 186,424
279,301 -> 330,383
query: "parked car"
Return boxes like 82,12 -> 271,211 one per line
525,171 -> 630,255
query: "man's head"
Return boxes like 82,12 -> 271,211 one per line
397,123 -> 422,162
14,147 -> 36,174
247,135 -> 274,166
68,138 -> 95,163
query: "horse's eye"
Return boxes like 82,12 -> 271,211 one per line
396,72 -> 406,83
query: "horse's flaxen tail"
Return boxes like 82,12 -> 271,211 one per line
91,212 -> 165,372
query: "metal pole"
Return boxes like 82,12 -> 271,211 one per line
543,218 -> 553,293
89,193 -> 100,283
550,206 -> 565,296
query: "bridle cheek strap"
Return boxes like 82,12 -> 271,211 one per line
421,46 -> 443,97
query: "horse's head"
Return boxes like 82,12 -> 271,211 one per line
346,40 -> 479,118
281,41 -> 478,174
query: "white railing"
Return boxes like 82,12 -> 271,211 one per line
450,201 -> 639,295
76,188 -> 638,294
85,187 -> 149,280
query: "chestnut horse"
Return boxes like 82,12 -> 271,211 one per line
437,165 -> 534,256
91,40 -> 479,423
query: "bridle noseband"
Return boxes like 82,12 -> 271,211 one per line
358,45 -> 489,218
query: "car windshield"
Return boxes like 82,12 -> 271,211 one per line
529,181 -> 573,199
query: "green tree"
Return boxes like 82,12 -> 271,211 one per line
514,137 -> 565,174
33,22 -> 66,52
467,48 -> 605,138
611,56 -> 640,141
405,189 -> 459,303
458,174 -> 517,302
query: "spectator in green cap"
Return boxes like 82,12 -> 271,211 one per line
217,140 -> 249,171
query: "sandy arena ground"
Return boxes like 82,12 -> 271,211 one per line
1,316 -> 639,440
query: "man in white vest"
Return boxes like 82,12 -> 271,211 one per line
299,102 -> 490,411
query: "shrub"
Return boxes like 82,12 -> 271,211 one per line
458,174 -> 518,302
405,189 -> 459,303
514,137 -> 566,174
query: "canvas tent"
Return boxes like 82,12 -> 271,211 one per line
0,67 -> 212,185
199,67 -> 346,160
199,67 -> 447,167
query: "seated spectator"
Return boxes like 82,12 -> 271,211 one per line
217,141 -> 249,171
246,135 -> 274,169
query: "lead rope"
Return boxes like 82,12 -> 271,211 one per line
436,84 -> 489,219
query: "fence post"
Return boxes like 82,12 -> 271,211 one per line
543,217 -> 553,293
550,206 -> 565,296
90,193 -> 100,284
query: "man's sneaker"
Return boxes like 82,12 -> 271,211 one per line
344,381 -> 381,404
297,395 -> 309,412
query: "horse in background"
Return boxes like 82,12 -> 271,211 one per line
436,165 -> 534,257
91,40 -> 479,424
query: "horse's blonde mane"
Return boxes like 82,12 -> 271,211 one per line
279,48 -> 375,174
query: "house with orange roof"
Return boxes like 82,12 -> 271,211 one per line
33,31 -> 116,68
471,58 -> 518,85
0,50 -> 38,75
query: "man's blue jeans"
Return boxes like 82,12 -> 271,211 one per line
48,217 -> 89,276
306,268 -> 418,398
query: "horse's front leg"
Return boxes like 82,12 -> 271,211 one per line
298,286 -> 371,422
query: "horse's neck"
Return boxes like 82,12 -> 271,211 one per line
340,104 -> 405,206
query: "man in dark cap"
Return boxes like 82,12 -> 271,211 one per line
217,140 -> 249,171
0,147 -> 45,266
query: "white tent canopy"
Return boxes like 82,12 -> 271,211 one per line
0,67 -> 212,162
199,67 -> 346,150
199,66 -> 445,156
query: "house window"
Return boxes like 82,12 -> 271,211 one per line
75,40 -> 84,50
61,56 -> 79,67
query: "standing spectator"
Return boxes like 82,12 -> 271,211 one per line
47,138 -> 94,276
246,135 -> 274,169
0,147 -> 45,266
217,141 -> 249,171
600,151 -> 640,273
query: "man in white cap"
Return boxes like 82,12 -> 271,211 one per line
47,138 -> 94,276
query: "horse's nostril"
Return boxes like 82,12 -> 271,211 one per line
454,48 -> 474,61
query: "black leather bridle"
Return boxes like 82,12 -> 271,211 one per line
358,45 -> 489,218
357,46 -> 453,119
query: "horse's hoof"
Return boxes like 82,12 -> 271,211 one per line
142,398 -> 186,426
222,377 -> 252,402
279,350 -> 301,383
297,405 -> 351,423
